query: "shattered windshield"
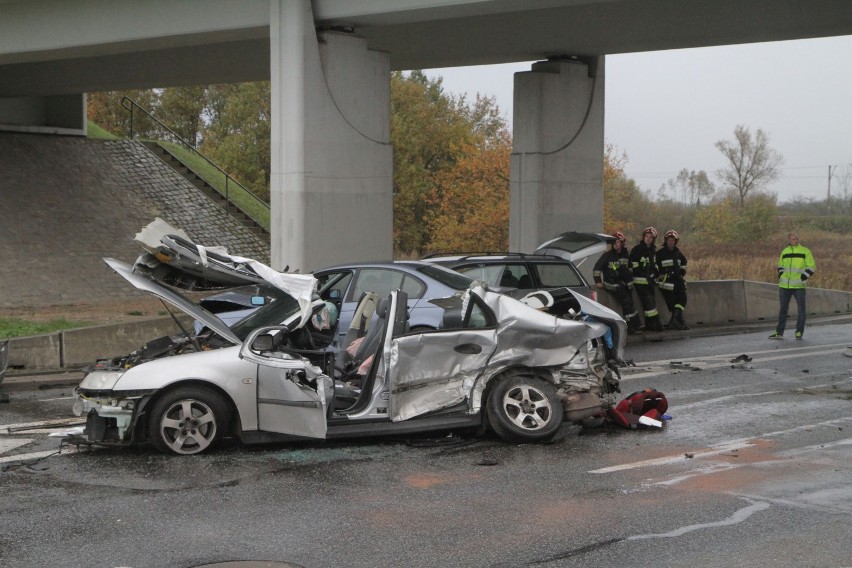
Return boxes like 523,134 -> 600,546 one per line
229,290 -> 301,341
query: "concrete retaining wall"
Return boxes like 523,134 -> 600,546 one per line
596,280 -> 852,327
6,316 -> 191,371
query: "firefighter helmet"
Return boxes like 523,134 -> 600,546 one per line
613,231 -> 626,243
664,230 -> 680,243
642,227 -> 658,240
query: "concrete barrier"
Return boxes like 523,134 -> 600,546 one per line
4,281 -> 851,372
6,316 -> 192,372
595,280 -> 852,327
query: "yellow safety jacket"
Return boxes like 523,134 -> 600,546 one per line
777,244 -> 815,289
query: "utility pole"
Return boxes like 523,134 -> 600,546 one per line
828,165 -> 836,218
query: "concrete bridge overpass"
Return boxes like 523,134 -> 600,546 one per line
2,0 -> 851,271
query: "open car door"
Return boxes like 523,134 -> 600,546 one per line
239,327 -> 330,439
386,291 -> 499,422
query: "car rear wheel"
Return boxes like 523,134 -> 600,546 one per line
486,374 -> 564,442
148,387 -> 230,455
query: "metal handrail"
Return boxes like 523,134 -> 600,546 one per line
120,97 -> 269,228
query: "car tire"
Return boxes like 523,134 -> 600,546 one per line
148,386 -> 230,455
486,374 -> 564,443
409,325 -> 434,334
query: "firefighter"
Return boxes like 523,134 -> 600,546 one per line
629,227 -> 664,331
769,231 -> 816,340
656,230 -> 689,330
593,231 -> 641,333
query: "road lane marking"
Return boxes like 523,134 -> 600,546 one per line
591,416 -> 852,474
0,438 -> 34,454
633,342 -> 851,367
653,464 -> 741,486
590,441 -> 755,473
0,417 -> 85,433
0,445 -> 80,464
622,347 -> 847,381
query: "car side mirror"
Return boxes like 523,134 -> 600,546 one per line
251,333 -> 275,351
250,295 -> 266,306
328,289 -> 341,301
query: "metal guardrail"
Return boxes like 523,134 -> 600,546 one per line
120,97 -> 269,228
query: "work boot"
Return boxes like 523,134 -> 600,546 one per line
645,315 -> 664,332
675,309 -> 689,330
627,315 -> 643,334
665,313 -> 677,329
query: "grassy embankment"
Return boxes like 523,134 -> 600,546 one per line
157,141 -> 271,230
87,122 -> 270,230
0,318 -> 90,339
687,229 -> 850,291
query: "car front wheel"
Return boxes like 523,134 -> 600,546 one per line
148,387 -> 230,455
486,374 -> 564,442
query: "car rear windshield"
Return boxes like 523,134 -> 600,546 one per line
544,234 -> 601,253
411,263 -> 474,290
536,263 -> 586,287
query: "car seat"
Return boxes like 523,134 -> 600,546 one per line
499,271 -> 518,287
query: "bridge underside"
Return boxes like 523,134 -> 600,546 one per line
1,0 -> 851,271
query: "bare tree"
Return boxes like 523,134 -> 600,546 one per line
715,125 -> 783,207
660,168 -> 716,204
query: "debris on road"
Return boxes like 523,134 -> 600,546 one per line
607,389 -> 669,429
730,354 -> 753,363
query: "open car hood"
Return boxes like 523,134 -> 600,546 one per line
104,258 -> 242,345
131,218 -> 318,328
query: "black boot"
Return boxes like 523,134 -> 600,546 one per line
665,312 -> 677,329
675,308 -> 689,330
628,314 -> 643,334
646,314 -> 664,332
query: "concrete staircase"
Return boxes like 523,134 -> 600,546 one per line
143,142 -> 269,239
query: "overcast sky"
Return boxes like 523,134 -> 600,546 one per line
425,34 -> 852,204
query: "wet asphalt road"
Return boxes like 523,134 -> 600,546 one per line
1,324 -> 851,568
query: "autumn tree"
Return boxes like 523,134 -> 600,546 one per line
87,89 -> 158,138
715,125 -> 783,208
157,86 -> 208,146
200,83 -> 271,201
426,132 -> 511,252
391,71 -> 506,254
603,144 -> 650,236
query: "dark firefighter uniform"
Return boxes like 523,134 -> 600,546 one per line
629,228 -> 664,331
593,239 -> 641,333
655,239 -> 688,330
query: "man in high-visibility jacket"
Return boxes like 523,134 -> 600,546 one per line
769,232 -> 816,340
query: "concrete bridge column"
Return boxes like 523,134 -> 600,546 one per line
510,57 -> 606,252
269,0 -> 392,272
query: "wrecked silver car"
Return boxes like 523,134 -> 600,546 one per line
75,225 -> 625,455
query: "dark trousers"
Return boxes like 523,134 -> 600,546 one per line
660,281 -> 687,312
776,287 -> 807,335
607,283 -> 636,318
634,283 -> 658,317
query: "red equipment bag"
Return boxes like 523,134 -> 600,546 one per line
607,388 -> 668,428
